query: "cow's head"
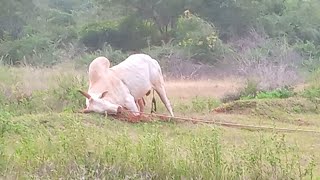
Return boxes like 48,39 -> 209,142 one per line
78,90 -> 122,115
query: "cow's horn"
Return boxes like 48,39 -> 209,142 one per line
78,90 -> 91,99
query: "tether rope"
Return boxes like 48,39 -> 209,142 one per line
118,109 -> 320,134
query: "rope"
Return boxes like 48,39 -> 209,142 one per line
119,109 -> 320,134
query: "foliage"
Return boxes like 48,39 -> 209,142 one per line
106,0 -> 187,36
47,9 -> 76,26
240,87 -> 295,100
114,16 -> 161,51
225,79 -> 295,102
175,11 -> 225,63
293,41 -> 320,72
301,68 -> 320,99
0,35 -> 57,66
235,36 -> 302,91
79,20 -> 120,51
2,0 -> 320,69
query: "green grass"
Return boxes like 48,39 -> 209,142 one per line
0,65 -> 320,179
0,112 -> 317,179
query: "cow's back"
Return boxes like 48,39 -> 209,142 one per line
109,54 -> 161,99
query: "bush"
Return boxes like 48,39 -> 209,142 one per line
222,79 -> 295,102
175,11 -> 228,63
0,15 -> 25,41
0,35 -> 58,66
240,87 -> 295,100
301,68 -> 320,99
48,26 -> 78,46
48,0 -> 77,13
257,0 -> 320,46
302,87 -> 320,100
47,9 -> 76,26
293,41 -> 320,72
79,20 -> 119,51
79,16 -> 161,52
234,35 -> 302,91
114,16 -> 161,51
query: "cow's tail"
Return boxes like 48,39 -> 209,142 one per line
151,90 -> 157,113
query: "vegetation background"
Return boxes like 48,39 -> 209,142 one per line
1,0 -> 320,179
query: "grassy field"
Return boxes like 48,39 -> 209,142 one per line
0,64 -> 320,179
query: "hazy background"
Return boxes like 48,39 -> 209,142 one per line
1,0 -> 319,85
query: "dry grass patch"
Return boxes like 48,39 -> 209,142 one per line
165,77 -> 244,100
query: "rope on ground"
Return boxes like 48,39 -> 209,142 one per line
119,109 -> 320,134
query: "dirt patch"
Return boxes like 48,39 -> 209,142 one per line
212,101 -> 257,114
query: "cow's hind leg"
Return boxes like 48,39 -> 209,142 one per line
154,86 -> 174,117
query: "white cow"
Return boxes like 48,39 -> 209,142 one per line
79,53 -> 174,117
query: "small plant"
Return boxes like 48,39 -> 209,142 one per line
239,79 -> 259,99
255,86 -> 295,99
239,79 -> 295,100
191,96 -> 220,113
302,87 -> 320,99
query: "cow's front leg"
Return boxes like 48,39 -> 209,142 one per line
124,96 -> 143,123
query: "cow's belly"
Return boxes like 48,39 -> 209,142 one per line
123,77 -> 152,99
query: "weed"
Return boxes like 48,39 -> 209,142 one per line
191,96 -> 220,113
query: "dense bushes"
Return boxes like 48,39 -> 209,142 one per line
78,16 -> 160,52
175,11 -> 228,63
79,21 -> 119,51
0,35 -> 57,66
1,0 -> 320,70
47,9 -> 76,26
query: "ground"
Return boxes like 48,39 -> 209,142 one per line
0,66 -> 319,179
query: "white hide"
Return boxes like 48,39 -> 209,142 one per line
83,54 -> 174,117
109,54 -> 174,117
82,56 -> 123,114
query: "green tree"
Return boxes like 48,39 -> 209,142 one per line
97,0 -> 188,41
0,0 -> 36,40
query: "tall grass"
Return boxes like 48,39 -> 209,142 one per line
0,113 -> 316,179
0,64 -> 318,179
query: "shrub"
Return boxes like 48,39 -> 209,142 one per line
222,79 -> 295,102
234,35 -> 302,91
240,86 -> 295,100
0,35 -> 57,66
48,26 -> 78,46
78,20 -> 119,51
79,16 -> 161,52
0,15 -> 26,40
175,10 -> 228,63
301,68 -> 320,99
302,87 -> 320,100
47,9 -> 76,26
239,79 -> 260,99
114,16 -> 161,51
48,0 -> 77,13
293,41 -> 320,72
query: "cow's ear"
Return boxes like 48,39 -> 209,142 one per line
99,91 -> 108,99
